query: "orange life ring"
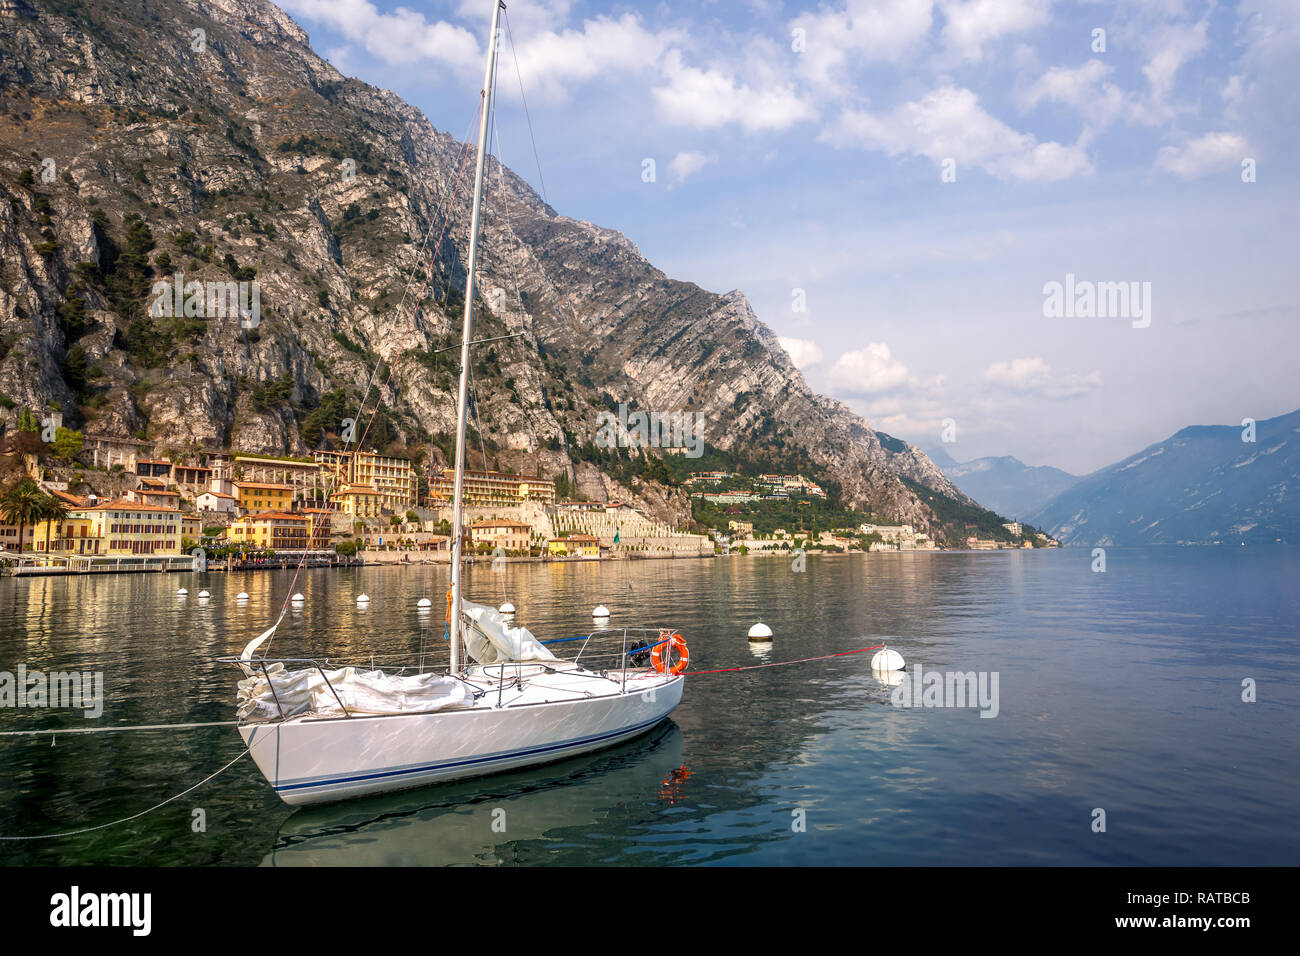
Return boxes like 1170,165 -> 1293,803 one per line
651,631 -> 689,675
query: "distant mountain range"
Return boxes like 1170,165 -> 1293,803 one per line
1028,409 -> 1300,546
924,446 -> 1080,521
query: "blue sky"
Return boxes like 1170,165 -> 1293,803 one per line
277,0 -> 1298,474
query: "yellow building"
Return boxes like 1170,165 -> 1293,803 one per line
228,512 -> 328,551
428,469 -> 555,507
470,520 -> 532,553
233,481 -> 294,514
29,514 -> 102,555
547,534 -> 599,558
330,484 -> 382,518
314,450 -> 417,512
81,501 -> 183,555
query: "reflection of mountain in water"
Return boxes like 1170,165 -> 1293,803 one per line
266,724 -> 708,865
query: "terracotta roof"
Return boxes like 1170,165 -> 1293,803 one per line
236,511 -> 309,522
471,520 -> 531,529
137,458 -> 172,465
200,491 -> 237,499
51,490 -> 87,507
233,481 -> 293,491
84,500 -> 182,513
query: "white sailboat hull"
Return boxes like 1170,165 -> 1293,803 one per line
239,674 -> 685,806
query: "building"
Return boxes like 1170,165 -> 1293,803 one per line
196,491 -> 238,515
128,487 -> 182,509
135,458 -> 172,479
1002,522 -> 1023,537
81,501 -> 183,555
470,520 -> 532,553
29,513 -> 101,555
427,469 -> 555,507
228,512 -> 329,551
547,534 -> 600,558
727,520 -> 754,536
331,484 -> 382,518
173,464 -> 213,488
315,450 -> 418,512
233,481 -> 294,514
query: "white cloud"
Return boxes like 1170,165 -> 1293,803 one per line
778,336 -> 824,369
938,0 -> 1051,63
1154,132 -> 1250,179
985,357 -> 1101,399
1020,59 -> 1133,129
280,0 -> 481,71
828,343 -> 910,394
652,50 -> 815,132
791,0 -> 935,90
511,14 -> 680,102
1142,18 -> 1208,104
280,3 -> 675,100
823,85 -> 1092,181
668,150 -> 717,184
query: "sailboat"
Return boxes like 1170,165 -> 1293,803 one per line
223,0 -> 688,807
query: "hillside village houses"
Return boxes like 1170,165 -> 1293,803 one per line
2,440 -> 711,566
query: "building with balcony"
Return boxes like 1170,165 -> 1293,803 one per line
427,469 -> 555,507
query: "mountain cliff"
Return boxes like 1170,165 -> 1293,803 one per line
1030,409 -> 1299,546
0,0 -> 988,542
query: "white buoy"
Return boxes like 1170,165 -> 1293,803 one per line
871,647 -> 906,671
357,594 -> 370,604
748,622 -> 773,642
593,605 -> 610,619
198,590 -> 211,599
417,598 -> 432,608
499,602 -> 515,615
291,592 -> 305,602
177,588 -> 188,596
236,592 -> 249,601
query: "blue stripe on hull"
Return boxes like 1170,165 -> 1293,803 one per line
275,712 -> 671,795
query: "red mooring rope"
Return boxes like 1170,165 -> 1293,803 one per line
683,644 -> 886,676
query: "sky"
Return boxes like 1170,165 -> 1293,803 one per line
274,0 -> 1298,475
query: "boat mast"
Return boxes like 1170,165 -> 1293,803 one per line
449,0 -> 505,676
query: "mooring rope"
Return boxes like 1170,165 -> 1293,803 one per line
0,720 -> 238,738
683,644 -> 886,676
0,745 -> 253,841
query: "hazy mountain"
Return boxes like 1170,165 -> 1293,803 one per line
921,446 -> 1079,520
1029,409 -> 1300,545
0,0 -> 1006,543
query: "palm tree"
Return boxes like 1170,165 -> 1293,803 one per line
40,494 -> 69,553
1,479 -> 50,555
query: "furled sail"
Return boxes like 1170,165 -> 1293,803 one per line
460,600 -> 558,665
237,665 -> 475,722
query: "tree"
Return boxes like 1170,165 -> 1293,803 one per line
51,427 -> 83,460
1,479 -> 51,553
39,494 -> 68,553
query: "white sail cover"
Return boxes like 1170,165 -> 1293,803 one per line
237,665 -> 475,722
460,600 -> 558,665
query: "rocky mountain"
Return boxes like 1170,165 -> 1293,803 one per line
1029,409 -> 1299,546
925,446 -> 1079,520
0,0 -> 990,543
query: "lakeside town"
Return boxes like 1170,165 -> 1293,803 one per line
0,427 -> 1054,576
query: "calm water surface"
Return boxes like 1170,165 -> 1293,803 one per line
1,548 -> 1296,865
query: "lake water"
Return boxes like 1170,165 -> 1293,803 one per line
1,547 -> 1296,866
